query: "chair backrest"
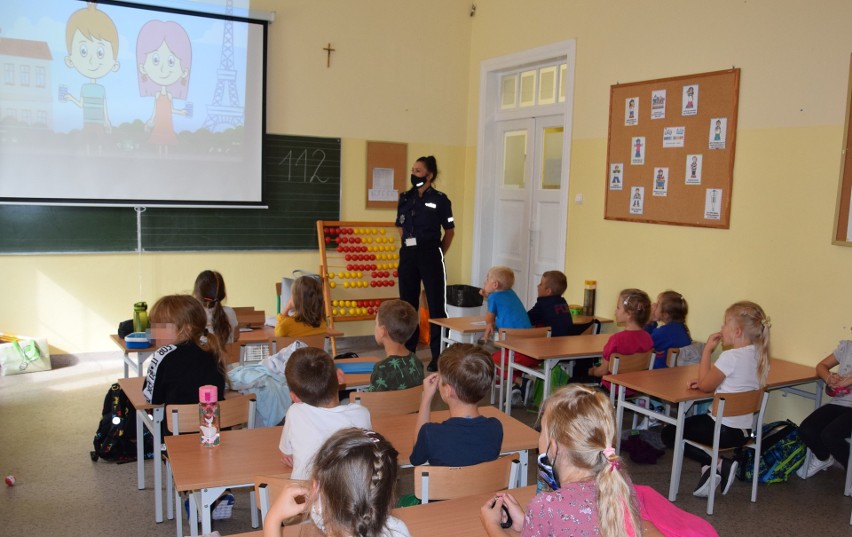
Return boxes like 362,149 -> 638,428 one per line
255,474 -> 306,523
711,390 -> 763,419
414,456 -> 520,503
234,307 -> 265,328
166,393 -> 257,434
665,347 -> 679,368
349,385 -> 423,417
609,351 -> 654,374
498,326 -> 551,341
224,342 -> 242,365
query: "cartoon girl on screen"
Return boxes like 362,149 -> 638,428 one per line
136,20 -> 192,154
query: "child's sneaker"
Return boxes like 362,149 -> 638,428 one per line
796,453 -> 835,479
693,465 -> 720,498
511,385 -> 524,406
211,490 -> 235,520
720,458 -> 738,495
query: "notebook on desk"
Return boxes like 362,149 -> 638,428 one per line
336,362 -> 376,374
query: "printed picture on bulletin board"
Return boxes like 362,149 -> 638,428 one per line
605,69 -> 740,228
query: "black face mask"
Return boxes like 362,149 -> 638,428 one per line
410,174 -> 426,188
537,446 -> 560,490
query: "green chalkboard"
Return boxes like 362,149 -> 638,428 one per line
0,134 -> 341,253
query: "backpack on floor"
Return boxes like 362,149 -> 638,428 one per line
734,419 -> 805,484
90,383 -> 152,462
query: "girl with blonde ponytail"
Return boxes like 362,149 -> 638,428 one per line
480,385 -> 652,537
661,300 -> 771,499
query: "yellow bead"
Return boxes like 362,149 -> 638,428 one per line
329,282 -> 337,288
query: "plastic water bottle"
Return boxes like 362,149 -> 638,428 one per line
199,385 -> 220,447
133,301 -> 149,333
583,280 -> 597,316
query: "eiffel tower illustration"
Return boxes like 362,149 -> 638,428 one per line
202,0 -> 244,131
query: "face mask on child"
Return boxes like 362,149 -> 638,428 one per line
537,448 -> 561,490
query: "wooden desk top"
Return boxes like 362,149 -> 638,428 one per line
166,426 -> 289,493
495,333 -> 610,360
231,485 -> 539,537
603,358 -> 819,404
338,356 -> 379,389
428,315 -> 488,333
429,315 -> 613,334
111,334 -> 155,353
373,405 -> 539,466
117,376 -> 156,410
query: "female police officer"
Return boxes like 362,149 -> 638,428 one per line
396,155 -> 454,371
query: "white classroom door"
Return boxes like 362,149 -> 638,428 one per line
491,114 -> 566,304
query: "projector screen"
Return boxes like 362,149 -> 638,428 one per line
0,0 -> 266,206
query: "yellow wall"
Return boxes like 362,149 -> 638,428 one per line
464,0 -> 852,421
3,0 -> 852,422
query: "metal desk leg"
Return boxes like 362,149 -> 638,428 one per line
505,351 -> 516,415
542,360 -> 554,403
615,386 -> 626,453
668,401 -> 688,502
135,409 -> 145,490
152,407 -> 164,523
518,449 -> 529,486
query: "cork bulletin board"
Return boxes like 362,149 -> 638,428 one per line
604,68 -> 740,228
365,141 -> 407,209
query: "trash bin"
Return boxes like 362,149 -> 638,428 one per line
445,284 -> 485,318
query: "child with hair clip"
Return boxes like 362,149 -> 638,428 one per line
275,275 -> 328,338
193,269 -> 239,343
589,289 -> 654,383
264,427 -> 411,537
143,294 -> 229,406
661,301 -> 771,498
644,290 -> 691,369
481,384 -> 717,537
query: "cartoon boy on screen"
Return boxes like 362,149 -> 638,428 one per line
63,3 -> 120,152
136,20 -> 192,155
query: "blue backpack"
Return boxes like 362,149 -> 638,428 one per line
735,419 -> 805,484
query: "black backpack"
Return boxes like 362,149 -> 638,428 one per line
90,383 -> 153,462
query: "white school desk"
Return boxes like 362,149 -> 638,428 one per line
496,333 -> 610,415
604,359 -> 821,501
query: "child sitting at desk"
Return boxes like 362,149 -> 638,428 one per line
527,270 -> 574,337
661,301 -> 770,498
644,290 -> 691,369
143,294 -> 228,406
481,266 -> 533,404
368,299 -> 424,392
480,384 -> 717,537
279,347 -> 371,479
193,269 -> 239,343
411,343 -> 502,466
589,288 -> 653,383
275,275 -> 328,338
264,428 -> 411,537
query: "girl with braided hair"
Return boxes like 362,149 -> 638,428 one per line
264,427 -> 411,537
589,288 -> 654,390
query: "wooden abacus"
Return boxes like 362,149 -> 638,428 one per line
316,221 -> 400,328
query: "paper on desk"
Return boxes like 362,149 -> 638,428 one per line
471,321 -> 486,326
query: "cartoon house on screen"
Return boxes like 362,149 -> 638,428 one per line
0,37 -> 53,128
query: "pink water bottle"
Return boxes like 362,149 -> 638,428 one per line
199,385 -> 220,447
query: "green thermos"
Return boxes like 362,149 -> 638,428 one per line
133,301 -> 149,333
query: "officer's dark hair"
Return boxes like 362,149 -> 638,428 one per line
417,155 -> 439,181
